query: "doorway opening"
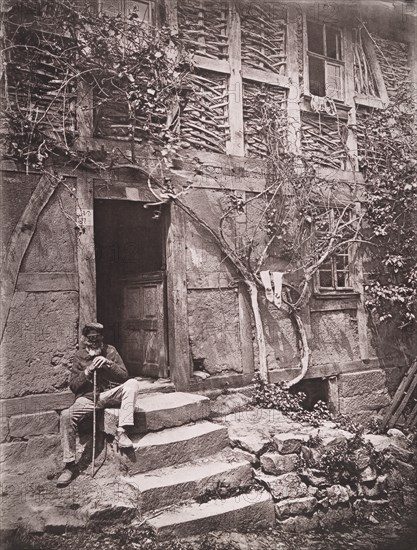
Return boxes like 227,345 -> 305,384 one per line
94,199 -> 168,378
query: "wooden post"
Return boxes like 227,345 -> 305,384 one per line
286,5 -> 302,156
362,33 -> 389,105
238,282 -> 254,375
226,1 -> 244,157
166,202 -> 191,390
344,26 -> 359,172
77,79 -> 94,140
76,175 -> 96,339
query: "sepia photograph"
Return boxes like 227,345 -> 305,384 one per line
0,0 -> 416,548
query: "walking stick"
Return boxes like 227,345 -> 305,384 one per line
91,369 -> 97,478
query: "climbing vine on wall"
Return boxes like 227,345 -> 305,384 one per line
361,87 -> 417,329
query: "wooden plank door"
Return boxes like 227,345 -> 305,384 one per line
119,272 -> 167,378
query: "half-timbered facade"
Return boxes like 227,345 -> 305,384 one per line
1,0 -> 416,444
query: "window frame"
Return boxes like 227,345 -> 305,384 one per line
305,19 -> 345,102
315,207 -> 354,294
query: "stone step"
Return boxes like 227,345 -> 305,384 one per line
146,489 -> 275,540
124,450 -> 253,512
102,392 -> 211,435
124,420 -> 229,474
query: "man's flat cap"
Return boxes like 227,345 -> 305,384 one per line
82,322 -> 104,336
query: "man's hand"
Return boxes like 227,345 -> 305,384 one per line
92,356 -> 108,369
85,356 -> 108,375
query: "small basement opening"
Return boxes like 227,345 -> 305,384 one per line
290,378 -> 329,411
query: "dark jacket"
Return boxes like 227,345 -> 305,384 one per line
69,344 -> 129,400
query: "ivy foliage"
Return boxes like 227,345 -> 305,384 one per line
252,373 -> 332,427
4,0 -> 192,169
361,88 -> 417,329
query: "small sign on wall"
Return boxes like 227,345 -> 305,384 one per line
77,208 -> 93,228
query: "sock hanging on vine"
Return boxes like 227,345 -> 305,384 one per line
260,270 -> 274,303
272,271 -> 284,308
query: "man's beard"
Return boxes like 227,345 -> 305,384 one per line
86,344 -> 102,356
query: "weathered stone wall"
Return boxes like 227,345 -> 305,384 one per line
1,174 -> 78,399
0,169 -> 79,471
221,409 -> 416,533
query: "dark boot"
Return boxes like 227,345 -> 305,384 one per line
56,462 -> 77,487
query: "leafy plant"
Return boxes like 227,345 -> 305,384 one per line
252,373 -> 331,426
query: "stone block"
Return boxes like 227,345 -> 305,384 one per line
125,455 -> 252,512
260,452 -> 298,475
300,468 -> 330,487
394,460 -> 416,482
326,485 -> 350,506
339,370 -> 386,398
359,466 -> 377,483
353,498 -> 389,517
317,505 -> 353,527
275,496 -> 317,519
26,435 -> 60,461
339,391 -> 391,414
210,394 -> 252,418
231,448 -> 258,466
273,433 -> 309,455
126,421 -> 229,475
148,489 -> 275,539
255,472 -> 308,501
0,417 -> 9,443
103,392 -> 211,435
9,411 -> 59,438
44,514 -> 85,534
276,514 -> 319,533
0,441 -> 27,466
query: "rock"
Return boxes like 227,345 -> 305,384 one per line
260,452 -> 298,475
276,513 -> 319,533
300,445 -> 321,465
317,505 -> 353,527
211,394 -> 252,419
387,428 -> 406,439
275,496 -> 317,519
326,485 -> 350,506
352,447 -> 371,470
9,411 -> 60,439
44,514 -> 85,534
0,441 -> 27,468
224,412 -> 271,455
364,434 -> 411,460
359,466 -> 377,483
273,433 -> 309,455
386,469 -> 404,490
353,498 -> 389,517
317,497 -> 329,510
0,417 -> 9,443
300,468 -> 330,487
232,448 -> 258,466
256,472 -> 308,501
319,436 -> 347,450
394,459 -> 416,482
26,435 -> 60,461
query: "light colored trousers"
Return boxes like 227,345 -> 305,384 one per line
60,378 -> 140,464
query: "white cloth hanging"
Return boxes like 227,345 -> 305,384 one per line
260,270 -> 274,303
272,271 -> 284,308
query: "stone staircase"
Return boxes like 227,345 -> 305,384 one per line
102,388 -> 274,539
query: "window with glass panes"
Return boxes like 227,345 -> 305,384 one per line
317,208 -> 351,291
307,20 -> 344,101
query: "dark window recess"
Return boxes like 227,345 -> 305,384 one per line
326,26 -> 342,60
307,20 -> 324,55
309,56 -> 326,97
